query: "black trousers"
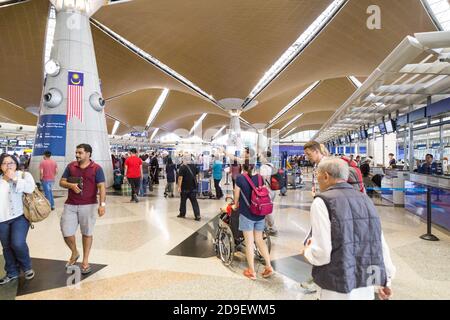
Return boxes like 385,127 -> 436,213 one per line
214,179 -> 223,198
179,191 -> 200,218
128,177 -> 141,198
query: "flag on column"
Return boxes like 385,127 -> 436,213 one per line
67,71 -> 84,122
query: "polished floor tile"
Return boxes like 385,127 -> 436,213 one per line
1,175 -> 449,300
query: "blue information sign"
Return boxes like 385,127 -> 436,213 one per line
33,114 -> 67,157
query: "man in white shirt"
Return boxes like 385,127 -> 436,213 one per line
301,157 -> 395,300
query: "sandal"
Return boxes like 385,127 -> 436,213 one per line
243,268 -> 257,280
80,265 -> 92,275
65,253 -> 80,268
261,266 -> 274,278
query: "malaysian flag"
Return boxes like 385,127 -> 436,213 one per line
67,71 -> 84,122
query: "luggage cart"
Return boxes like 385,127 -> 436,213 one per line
197,178 -> 215,199
287,168 -> 303,189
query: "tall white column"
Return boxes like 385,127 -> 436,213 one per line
227,109 -> 243,156
29,2 -> 112,186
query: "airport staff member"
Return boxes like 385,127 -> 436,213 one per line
418,154 -> 439,175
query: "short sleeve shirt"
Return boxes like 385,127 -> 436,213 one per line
125,156 -> 142,178
236,174 -> 265,221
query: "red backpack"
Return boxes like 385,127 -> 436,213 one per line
242,173 -> 273,216
270,168 -> 286,191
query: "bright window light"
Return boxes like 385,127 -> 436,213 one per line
146,89 -> 169,128
268,81 -> 320,127
111,120 -> 120,135
245,0 -> 345,102
190,113 -> 208,135
425,0 -> 450,30
212,125 -> 226,140
150,127 -> 159,141
280,113 -> 303,132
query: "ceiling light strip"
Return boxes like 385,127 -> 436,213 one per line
146,88 -> 169,128
267,81 -> 320,128
111,120 -> 120,136
280,113 -> 303,132
90,19 -> 218,106
212,125 -> 226,140
44,5 -> 57,69
150,127 -> 159,141
282,127 -> 297,139
0,0 -> 28,8
190,113 -> 208,135
242,0 -> 347,107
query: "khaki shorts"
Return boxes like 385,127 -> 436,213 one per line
61,204 -> 97,237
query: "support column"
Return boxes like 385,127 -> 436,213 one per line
227,109 -> 243,156
29,1 -> 112,186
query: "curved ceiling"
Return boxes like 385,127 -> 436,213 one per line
0,0 -> 48,110
93,0 -> 333,100
253,0 -> 436,104
0,0 -> 438,141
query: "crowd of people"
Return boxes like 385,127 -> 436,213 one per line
0,141 -> 396,300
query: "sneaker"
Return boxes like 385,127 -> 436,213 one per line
134,197 -> 139,203
24,269 -> 35,280
243,268 -> 257,280
261,266 -> 274,278
195,216 -> 201,221
177,214 -> 185,218
0,275 -> 18,285
300,278 -> 318,294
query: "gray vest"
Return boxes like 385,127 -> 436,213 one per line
312,182 -> 387,294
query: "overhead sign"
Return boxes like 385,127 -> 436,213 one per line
33,114 -> 67,157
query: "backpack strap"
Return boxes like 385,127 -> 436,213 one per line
243,173 -> 257,191
257,174 -> 263,188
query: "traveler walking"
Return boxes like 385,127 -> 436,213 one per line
59,144 -> 106,275
177,154 -> 201,221
124,148 -> 142,203
301,157 -> 395,300
0,153 -> 36,285
232,163 -> 273,280
39,151 -> 58,210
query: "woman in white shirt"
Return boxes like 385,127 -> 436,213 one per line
0,153 -> 36,285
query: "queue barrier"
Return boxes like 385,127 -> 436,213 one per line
366,187 -> 439,242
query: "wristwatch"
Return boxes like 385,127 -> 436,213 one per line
100,202 -> 106,207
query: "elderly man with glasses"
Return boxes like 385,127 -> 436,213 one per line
301,157 -> 396,300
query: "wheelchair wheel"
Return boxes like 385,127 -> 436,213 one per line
217,225 -> 235,266
255,230 -> 272,264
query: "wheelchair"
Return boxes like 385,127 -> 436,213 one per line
214,197 -> 271,266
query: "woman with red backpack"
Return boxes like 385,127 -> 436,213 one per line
232,163 -> 274,280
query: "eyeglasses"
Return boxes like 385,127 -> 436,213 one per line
1,162 -> 16,166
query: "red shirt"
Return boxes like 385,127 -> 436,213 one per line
62,161 -> 105,205
39,158 -> 58,181
125,156 -> 142,178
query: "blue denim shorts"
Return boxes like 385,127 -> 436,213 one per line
239,213 -> 265,232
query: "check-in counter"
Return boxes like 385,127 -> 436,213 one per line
380,169 -> 410,206
405,173 -> 450,231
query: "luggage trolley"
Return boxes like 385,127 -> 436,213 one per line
287,167 -> 303,189
197,169 -> 215,199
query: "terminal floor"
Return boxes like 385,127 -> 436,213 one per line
1,177 -> 450,300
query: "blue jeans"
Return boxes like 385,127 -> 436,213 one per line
0,215 -> 32,277
140,174 -> 149,196
41,180 -> 55,208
